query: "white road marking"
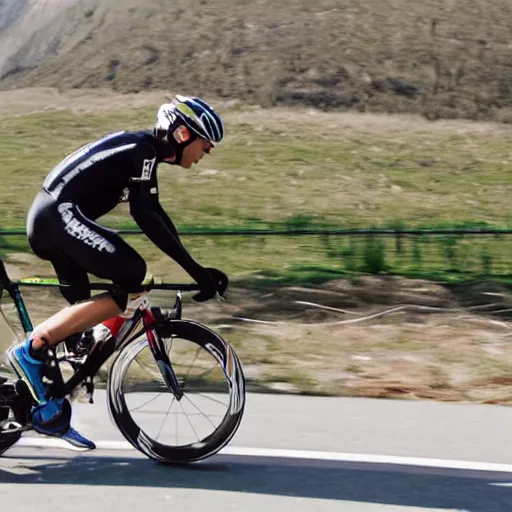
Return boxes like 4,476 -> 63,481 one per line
1,464 -> 39,475
13,438 -> 512,473
17,437 -> 131,451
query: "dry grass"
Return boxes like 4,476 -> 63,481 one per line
0,89 -> 511,236
2,271 -> 511,403
0,90 -> 511,403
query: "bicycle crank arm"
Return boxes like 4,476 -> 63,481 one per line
0,419 -> 30,434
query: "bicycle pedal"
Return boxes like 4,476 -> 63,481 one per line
0,419 -> 24,434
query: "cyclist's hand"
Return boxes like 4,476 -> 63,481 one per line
206,267 -> 229,297
192,267 -> 229,303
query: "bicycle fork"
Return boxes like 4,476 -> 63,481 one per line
143,308 -> 184,401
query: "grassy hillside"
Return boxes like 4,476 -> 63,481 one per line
0,89 -> 510,284
1,97 -> 511,231
0,92 -> 511,402
2,0 -> 512,121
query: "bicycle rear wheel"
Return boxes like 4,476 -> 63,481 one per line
107,319 -> 245,463
0,377 -> 23,455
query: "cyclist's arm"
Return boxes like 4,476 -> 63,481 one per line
128,150 -> 206,282
129,185 -> 207,281
151,200 -> 181,239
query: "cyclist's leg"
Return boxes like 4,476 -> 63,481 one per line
9,197 -> 146,448
28,252 -> 119,348
28,201 -> 148,348
11,193 -> 146,379
50,253 -> 91,305
7,252 -> 99,449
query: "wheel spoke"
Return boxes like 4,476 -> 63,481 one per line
183,394 -> 217,429
165,362 -> 212,371
128,410 -> 224,417
193,392 -> 229,408
155,395 -> 175,441
192,363 -> 222,382
129,392 -> 165,413
179,400 -> 200,442
135,356 -> 164,384
184,346 -> 202,381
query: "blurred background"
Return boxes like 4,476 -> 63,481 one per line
0,0 -> 511,403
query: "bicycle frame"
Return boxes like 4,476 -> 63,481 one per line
0,259 -> 199,404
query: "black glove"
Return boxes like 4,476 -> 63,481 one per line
206,267 -> 229,296
192,267 -> 229,303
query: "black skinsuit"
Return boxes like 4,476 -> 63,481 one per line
27,130 -> 205,304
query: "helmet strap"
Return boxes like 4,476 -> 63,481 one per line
162,121 -> 198,165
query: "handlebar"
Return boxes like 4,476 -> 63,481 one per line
14,279 -> 201,292
0,258 -> 217,295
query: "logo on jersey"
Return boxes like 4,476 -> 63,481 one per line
131,157 -> 156,182
58,203 -> 116,254
45,140 -> 136,197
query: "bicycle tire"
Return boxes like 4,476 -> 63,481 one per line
107,319 -> 246,463
0,379 -> 22,455
0,423 -> 21,455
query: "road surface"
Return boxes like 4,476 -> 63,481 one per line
1,391 -> 512,511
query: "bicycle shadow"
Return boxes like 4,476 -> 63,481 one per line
1,451 -> 511,511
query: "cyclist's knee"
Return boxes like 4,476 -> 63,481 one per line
108,288 -> 129,312
59,284 -> 90,305
109,272 -> 153,317
111,251 -> 147,287
108,288 -> 146,318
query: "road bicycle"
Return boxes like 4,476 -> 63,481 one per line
0,259 -> 246,463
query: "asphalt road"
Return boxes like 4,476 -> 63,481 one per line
1,391 -> 512,512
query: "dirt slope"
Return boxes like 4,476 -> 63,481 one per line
1,0 -> 512,121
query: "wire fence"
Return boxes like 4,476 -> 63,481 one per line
1,228 -> 511,280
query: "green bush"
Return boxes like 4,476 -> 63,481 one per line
361,235 -> 387,274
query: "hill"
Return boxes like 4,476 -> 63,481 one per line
1,0 -> 512,121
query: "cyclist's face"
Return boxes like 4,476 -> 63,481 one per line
180,138 -> 213,169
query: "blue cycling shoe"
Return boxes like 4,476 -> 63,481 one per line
6,338 -> 48,403
32,399 -> 96,450
7,338 -> 96,451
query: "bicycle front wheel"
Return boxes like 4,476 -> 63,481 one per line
107,319 -> 245,463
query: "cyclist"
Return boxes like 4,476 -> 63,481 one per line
7,94 -> 227,450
